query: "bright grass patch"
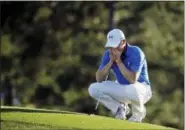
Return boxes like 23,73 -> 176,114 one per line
1,106 -> 177,130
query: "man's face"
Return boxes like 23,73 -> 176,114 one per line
109,40 -> 126,52
117,40 -> 126,51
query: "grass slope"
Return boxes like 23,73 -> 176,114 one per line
1,106 -> 177,130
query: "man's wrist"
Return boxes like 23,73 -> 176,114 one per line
109,60 -> 114,65
115,59 -> 122,65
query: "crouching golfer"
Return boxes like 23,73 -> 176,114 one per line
88,29 -> 152,122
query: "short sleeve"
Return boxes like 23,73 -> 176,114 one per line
130,48 -> 145,72
98,50 -> 110,70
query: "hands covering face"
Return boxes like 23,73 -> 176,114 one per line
109,48 -> 122,63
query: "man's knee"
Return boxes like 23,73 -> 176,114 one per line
88,82 -> 101,98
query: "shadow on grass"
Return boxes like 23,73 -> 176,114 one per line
1,119 -> 77,130
1,119 -> 53,128
1,106 -> 85,115
1,120 -> 128,130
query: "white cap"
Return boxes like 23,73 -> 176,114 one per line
105,29 -> 126,48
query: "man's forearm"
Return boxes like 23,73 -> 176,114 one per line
116,61 -> 136,84
96,61 -> 113,82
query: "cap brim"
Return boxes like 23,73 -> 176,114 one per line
105,40 -> 120,48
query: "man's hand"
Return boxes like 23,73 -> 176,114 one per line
109,48 -> 116,62
112,49 -> 122,64
96,49 -> 114,82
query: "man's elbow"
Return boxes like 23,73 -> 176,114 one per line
96,75 -> 102,83
129,72 -> 138,84
96,72 -> 103,83
129,76 -> 137,84
96,78 -> 102,83
129,79 -> 137,84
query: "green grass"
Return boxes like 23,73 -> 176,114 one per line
1,106 -> 178,130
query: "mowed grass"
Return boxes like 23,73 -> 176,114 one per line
1,106 -> 177,130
